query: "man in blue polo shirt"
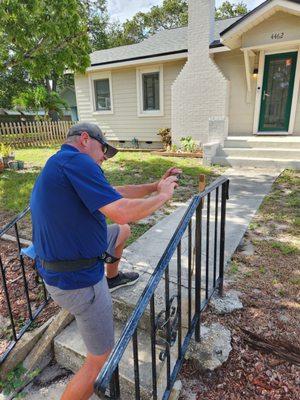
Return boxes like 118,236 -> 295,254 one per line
30,122 -> 180,400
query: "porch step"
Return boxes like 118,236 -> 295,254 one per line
223,136 -> 300,149
212,156 -> 300,169
54,320 -> 165,400
217,147 -> 300,159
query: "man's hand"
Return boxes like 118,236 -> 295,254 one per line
161,167 -> 182,180
157,175 -> 178,200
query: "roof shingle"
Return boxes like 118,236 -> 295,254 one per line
90,16 -> 241,66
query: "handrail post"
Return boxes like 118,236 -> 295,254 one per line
219,180 -> 229,297
199,174 -> 206,204
195,174 -> 206,341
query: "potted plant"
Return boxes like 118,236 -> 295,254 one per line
0,143 -> 15,167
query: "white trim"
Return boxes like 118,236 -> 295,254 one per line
243,49 -> 255,103
221,0 -> 300,48
87,53 -> 187,72
241,39 -> 300,52
136,65 -> 164,117
253,48 -> 299,134
209,46 -> 231,54
256,131 -> 290,136
289,47 -> 300,133
89,71 -> 114,114
265,47 -> 299,55
253,50 -> 265,134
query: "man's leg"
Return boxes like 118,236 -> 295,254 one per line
106,224 -> 131,279
45,279 -> 114,400
106,224 -> 139,291
61,350 -> 111,400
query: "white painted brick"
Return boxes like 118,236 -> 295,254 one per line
172,0 -> 229,146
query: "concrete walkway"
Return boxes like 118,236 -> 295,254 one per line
119,167 -> 282,290
18,167 -> 282,399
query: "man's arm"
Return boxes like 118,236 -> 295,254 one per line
114,167 -> 182,199
114,182 -> 157,199
100,176 -> 178,224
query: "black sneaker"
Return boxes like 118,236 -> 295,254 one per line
107,271 -> 139,292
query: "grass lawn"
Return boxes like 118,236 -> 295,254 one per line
0,146 -> 221,244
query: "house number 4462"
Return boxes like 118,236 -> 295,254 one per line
271,32 -> 284,39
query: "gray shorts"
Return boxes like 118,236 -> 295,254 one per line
45,224 -> 120,355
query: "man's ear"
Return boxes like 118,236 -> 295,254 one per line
79,131 -> 89,147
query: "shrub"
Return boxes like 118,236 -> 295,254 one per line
157,128 -> 171,149
0,143 -> 14,157
180,136 -> 198,153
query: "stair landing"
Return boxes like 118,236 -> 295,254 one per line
212,136 -> 300,168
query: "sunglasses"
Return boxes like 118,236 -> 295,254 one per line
89,135 -> 108,154
101,143 -> 108,154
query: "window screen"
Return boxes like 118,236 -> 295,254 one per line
94,79 -> 111,111
142,72 -> 159,111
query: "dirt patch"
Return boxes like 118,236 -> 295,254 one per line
179,170 -> 300,399
0,209 -> 32,241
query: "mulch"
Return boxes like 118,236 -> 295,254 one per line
179,238 -> 300,399
0,239 -> 59,357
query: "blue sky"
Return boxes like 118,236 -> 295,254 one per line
107,0 -> 264,22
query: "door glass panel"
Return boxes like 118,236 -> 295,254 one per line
260,54 -> 296,131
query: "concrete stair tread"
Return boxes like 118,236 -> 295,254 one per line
212,156 -> 300,168
215,156 -> 300,161
54,320 -> 165,398
221,147 -> 300,152
225,136 -> 300,142
223,136 -> 300,150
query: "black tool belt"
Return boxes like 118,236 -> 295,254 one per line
40,252 -> 120,272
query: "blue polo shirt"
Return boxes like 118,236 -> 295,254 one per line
30,144 -> 122,290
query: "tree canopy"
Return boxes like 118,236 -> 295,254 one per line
0,0 -> 94,113
117,0 -> 189,45
0,0 -> 249,113
215,1 -> 248,20
0,0 -> 91,78
110,0 -> 249,45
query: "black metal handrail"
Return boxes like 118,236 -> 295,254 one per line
94,176 -> 230,399
0,206 -> 50,364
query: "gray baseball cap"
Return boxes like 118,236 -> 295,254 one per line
67,122 -> 118,159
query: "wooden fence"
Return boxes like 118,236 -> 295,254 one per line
0,121 -> 74,148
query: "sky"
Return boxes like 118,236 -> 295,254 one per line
107,0 -> 264,23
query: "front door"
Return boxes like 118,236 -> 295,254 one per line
259,52 -> 297,132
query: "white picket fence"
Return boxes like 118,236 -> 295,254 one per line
0,121 -> 74,148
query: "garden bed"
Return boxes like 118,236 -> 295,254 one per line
152,150 -> 203,158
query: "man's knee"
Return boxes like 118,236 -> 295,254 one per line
84,349 -> 111,376
118,224 -> 131,244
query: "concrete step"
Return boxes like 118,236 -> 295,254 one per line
54,320 -> 167,399
217,147 -> 300,159
224,136 -> 300,149
212,156 -> 300,169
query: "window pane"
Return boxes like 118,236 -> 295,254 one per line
94,79 -> 111,111
143,72 -> 159,111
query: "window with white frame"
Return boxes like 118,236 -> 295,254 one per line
93,77 -> 112,112
137,66 -> 164,116
143,72 -> 160,111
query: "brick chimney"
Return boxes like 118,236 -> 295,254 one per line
171,0 -> 229,152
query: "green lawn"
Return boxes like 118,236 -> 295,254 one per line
1,147 -> 220,243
